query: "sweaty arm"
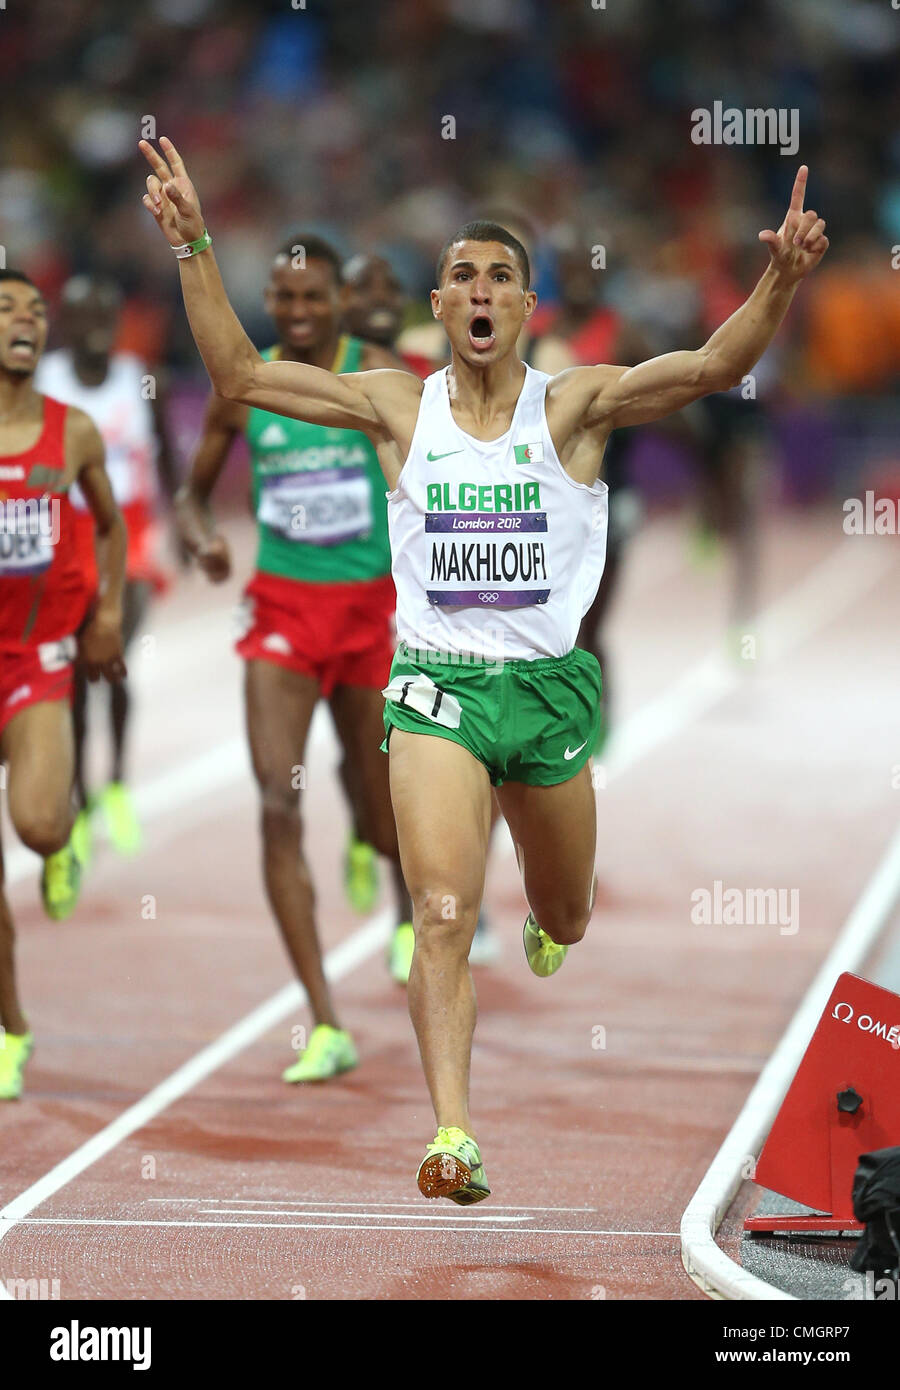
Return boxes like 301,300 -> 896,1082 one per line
139,139 -> 407,438
68,408 -> 127,682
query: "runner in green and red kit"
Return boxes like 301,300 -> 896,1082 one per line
177,235 -> 413,1083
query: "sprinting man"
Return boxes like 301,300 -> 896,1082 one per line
140,139 -> 828,1199
36,275 -> 180,865
175,232 -> 413,1083
0,270 -> 126,1099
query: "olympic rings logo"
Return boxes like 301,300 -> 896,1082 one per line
478,592 -> 500,603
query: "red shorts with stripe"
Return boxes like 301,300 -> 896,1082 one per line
0,636 -> 77,739
234,570 -> 396,697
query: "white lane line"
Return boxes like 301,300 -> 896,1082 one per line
681,821 -> 900,1301
0,538 -> 891,1299
197,1208 -> 532,1222
16,1217 -> 680,1237
0,907 -> 394,1297
146,1197 -> 597,1212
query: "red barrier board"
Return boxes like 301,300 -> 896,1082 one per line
745,972 -> 900,1233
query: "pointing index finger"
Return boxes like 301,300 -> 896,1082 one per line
789,164 -> 808,215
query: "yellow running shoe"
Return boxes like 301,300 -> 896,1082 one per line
416,1125 -> 490,1205
282,1024 -> 358,1084
523,912 -> 569,977
387,922 -> 415,985
70,804 -> 95,871
344,833 -> 379,913
0,1030 -> 33,1100
41,845 -> 82,922
99,781 -> 142,856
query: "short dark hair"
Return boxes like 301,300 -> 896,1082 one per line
0,270 -> 40,292
272,234 -> 343,285
436,221 -> 530,289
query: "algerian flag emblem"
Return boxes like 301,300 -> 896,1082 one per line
513,441 -> 543,465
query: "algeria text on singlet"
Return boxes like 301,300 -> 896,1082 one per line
388,364 -> 609,661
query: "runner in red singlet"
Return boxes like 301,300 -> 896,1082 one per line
0,270 -> 126,1100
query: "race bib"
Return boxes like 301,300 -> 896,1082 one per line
383,669 -> 462,729
0,510 -> 54,575
38,636 -> 77,672
425,512 -> 551,609
258,467 -> 373,547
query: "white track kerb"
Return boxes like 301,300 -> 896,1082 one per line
681,822 -> 900,1301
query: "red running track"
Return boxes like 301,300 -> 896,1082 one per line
1,510 -> 898,1300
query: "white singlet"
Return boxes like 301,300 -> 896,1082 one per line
35,351 -> 158,511
387,364 -> 608,661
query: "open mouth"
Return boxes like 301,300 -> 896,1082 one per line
8,337 -> 36,358
467,315 -> 495,351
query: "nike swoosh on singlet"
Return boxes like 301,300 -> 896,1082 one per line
426,448 -> 464,461
563,740 -> 588,760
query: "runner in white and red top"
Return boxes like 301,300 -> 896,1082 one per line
36,275 -> 181,863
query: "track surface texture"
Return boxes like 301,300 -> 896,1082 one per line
2,510 -> 897,1300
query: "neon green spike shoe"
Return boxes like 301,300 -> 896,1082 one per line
0,1031 -> 33,1100
387,921 -> 415,985
99,781 -> 142,856
523,912 -> 569,978
416,1126 -> 490,1205
282,1024 -> 358,1084
344,833 -> 379,913
40,844 -> 82,922
70,803 -> 95,871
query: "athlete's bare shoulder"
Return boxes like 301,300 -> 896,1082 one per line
546,363 -> 626,407
344,364 -> 424,416
545,363 -> 629,439
336,366 -> 423,486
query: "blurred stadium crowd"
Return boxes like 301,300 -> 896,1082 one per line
1,0 -> 898,494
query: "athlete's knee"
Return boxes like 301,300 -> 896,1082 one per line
531,892 -> 593,947
415,887 -> 478,953
257,776 -> 302,835
15,805 -> 72,858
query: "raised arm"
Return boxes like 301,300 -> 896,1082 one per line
138,138 -> 388,432
568,166 -> 828,431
